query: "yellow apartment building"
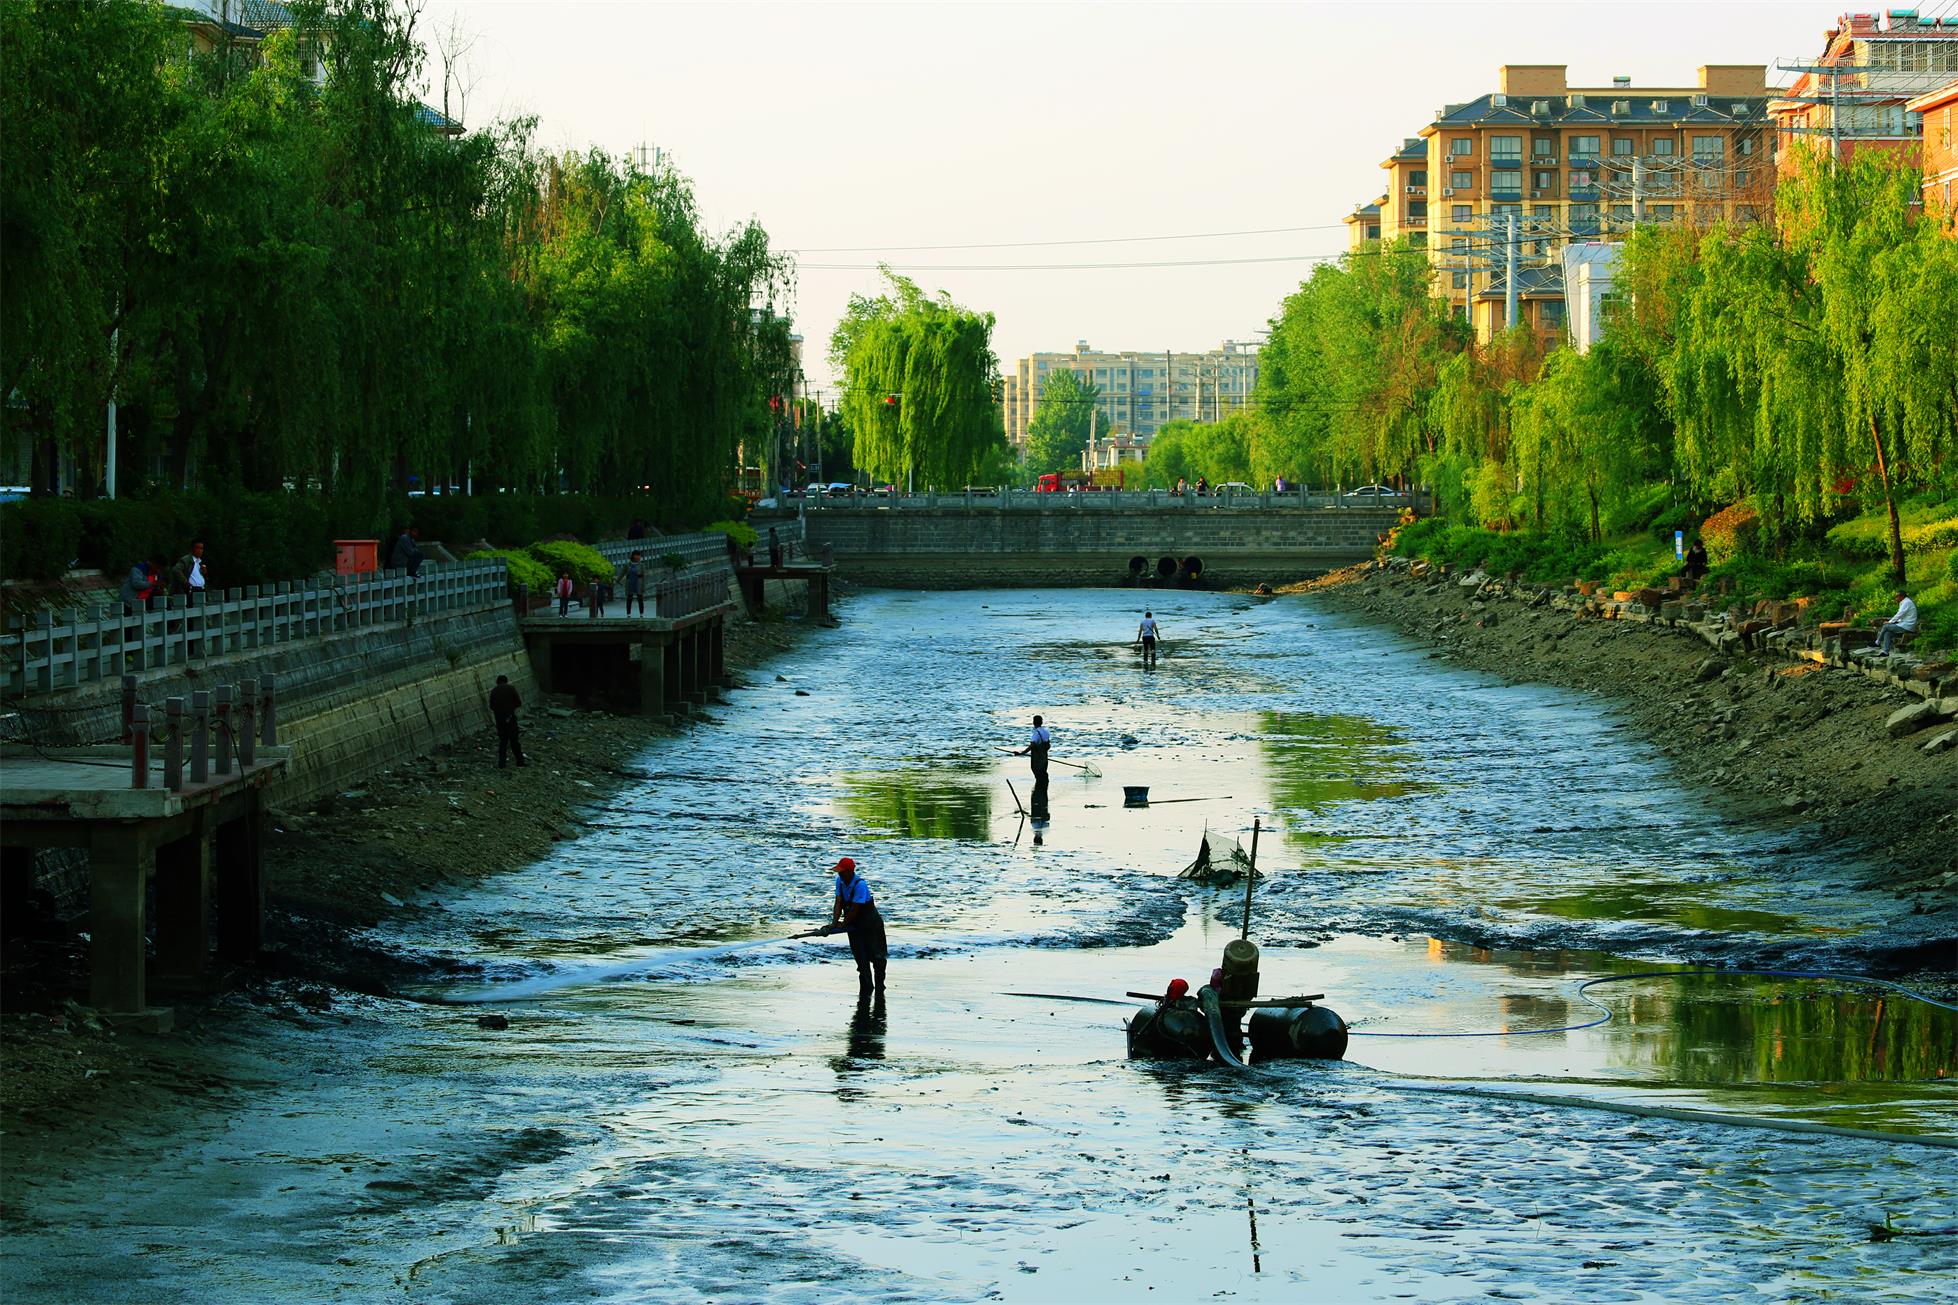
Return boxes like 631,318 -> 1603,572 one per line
1344,198 -> 1385,249
1415,64 -> 1773,343
1379,137 -> 1432,244
1001,341 -> 1261,448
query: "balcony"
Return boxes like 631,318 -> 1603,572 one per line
1568,154 -> 1600,169
1569,218 -> 1601,236
1568,186 -> 1601,202
1491,157 -> 1524,170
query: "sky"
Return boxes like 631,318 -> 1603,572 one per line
415,0 -> 1841,393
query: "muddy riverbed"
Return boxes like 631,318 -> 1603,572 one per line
4,589 -> 1955,1303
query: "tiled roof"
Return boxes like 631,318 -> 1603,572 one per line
1392,137 -> 1426,161
1429,92 -> 1770,130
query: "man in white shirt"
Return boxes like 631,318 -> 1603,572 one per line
1016,715 -> 1051,782
1875,591 -> 1919,656
1135,611 -> 1162,668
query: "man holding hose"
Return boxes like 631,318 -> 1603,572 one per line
825,857 -> 887,993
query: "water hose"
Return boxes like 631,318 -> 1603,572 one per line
1346,967 -> 1958,1040
1199,986 -> 1245,1068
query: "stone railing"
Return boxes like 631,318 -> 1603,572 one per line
5,561 -> 510,700
797,488 -> 1426,512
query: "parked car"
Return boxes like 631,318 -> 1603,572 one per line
1342,484 -> 1404,500
1214,481 -> 1254,493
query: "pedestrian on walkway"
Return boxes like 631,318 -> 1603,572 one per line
170,539 -> 210,601
488,674 -> 525,768
824,856 -> 887,992
390,525 -> 424,578
120,561 -> 159,616
555,570 -> 574,618
622,551 -> 645,616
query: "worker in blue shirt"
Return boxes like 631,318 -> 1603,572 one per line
825,856 -> 887,992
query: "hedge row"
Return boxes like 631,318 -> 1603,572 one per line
0,492 -> 748,587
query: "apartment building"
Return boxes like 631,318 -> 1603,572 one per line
1770,10 -> 1958,176
1344,198 -> 1385,250
1379,137 -> 1431,244
1907,77 -> 1958,222
1417,63 -> 1773,342
1001,341 -> 1261,447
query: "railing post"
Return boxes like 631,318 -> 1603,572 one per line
238,677 -> 257,767
164,696 -> 185,791
213,685 -> 234,776
122,673 -> 138,743
131,703 -> 151,790
190,690 -> 211,784
260,674 -> 277,747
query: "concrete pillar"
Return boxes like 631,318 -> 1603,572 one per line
152,817 -> 212,983
527,635 -> 554,694
663,638 -> 683,717
690,627 -> 709,702
639,634 -> 666,717
88,826 -> 152,1013
214,809 -> 265,962
710,617 -> 726,685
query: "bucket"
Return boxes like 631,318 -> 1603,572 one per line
1123,785 -> 1150,807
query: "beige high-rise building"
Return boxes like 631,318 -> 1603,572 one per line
1001,340 -> 1260,448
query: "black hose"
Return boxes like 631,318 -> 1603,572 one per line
1200,986 -> 1244,1067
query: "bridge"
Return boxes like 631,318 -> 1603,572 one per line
785,492 -> 1403,587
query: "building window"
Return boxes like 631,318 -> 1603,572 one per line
1533,170 -> 1555,190
1449,138 -> 1474,156
1696,171 -> 1719,192
1452,271 -> 1470,289
1491,135 -> 1523,162
1408,201 -> 1429,220
1612,137 -> 1634,156
1451,237 -> 1469,251
1491,202 -> 1521,217
1738,205 -> 1761,222
1037,361 -> 1048,371
1569,169 -> 1598,193
1735,169 -> 1752,188
1532,204 -> 1555,218
1138,368 -> 1152,378
1652,203 -> 1675,220
1692,136 -> 1725,162
1738,136 -> 1755,156
1450,170 -> 1473,189
1539,300 -> 1566,327
1451,203 -> 1471,221
1409,169 -> 1427,186
1570,135 -> 1601,158
1653,138 -> 1675,155
1532,137 -> 1556,157
1611,203 -> 1633,223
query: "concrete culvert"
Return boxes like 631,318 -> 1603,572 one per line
1156,556 -> 1179,579
1181,556 -> 1204,578
1128,555 -> 1148,575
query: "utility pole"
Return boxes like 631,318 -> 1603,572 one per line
1632,156 -> 1645,226
105,308 -> 119,500
1504,212 -> 1518,330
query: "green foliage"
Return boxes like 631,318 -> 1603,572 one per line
704,519 -> 758,550
467,548 -> 553,595
1700,502 -> 1761,567
1023,370 -> 1101,475
1136,417 -> 1256,489
0,0 -> 787,519
830,269 -> 1006,489
525,540 -> 613,586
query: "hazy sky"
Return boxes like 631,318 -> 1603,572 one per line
416,0 -> 1831,391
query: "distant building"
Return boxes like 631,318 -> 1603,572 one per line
1769,11 -> 1958,177
1001,340 -> 1260,447
1561,242 -> 1621,353
1083,429 -> 1150,475
1418,63 -> 1773,343
1906,77 -> 1958,223
1379,137 -> 1431,245
1343,198 -> 1384,250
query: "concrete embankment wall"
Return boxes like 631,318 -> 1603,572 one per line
800,508 -> 1395,587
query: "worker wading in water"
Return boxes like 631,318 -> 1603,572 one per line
825,857 -> 887,992
1017,714 -> 1053,818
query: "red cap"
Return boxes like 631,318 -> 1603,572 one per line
1165,978 -> 1189,1001
831,857 -> 856,874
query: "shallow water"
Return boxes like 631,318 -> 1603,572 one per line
7,589 -> 1954,1303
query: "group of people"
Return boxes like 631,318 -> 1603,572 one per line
1677,533 -> 1919,657
119,540 -> 211,615
553,551 -> 649,618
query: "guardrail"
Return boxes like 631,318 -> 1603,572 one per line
796,489 -> 1421,512
5,561 -> 510,700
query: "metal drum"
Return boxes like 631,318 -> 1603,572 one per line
1126,999 -> 1212,1061
1246,1005 -> 1349,1061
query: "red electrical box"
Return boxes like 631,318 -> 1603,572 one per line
334,540 -> 379,575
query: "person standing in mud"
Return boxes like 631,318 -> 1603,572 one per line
1017,715 -> 1052,781
825,857 -> 887,992
488,674 -> 525,769
1135,611 -> 1162,668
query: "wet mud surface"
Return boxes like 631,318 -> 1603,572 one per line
4,589 -> 1955,1303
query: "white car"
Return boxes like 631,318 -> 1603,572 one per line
1342,484 -> 1404,500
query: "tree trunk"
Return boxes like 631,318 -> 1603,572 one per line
1868,413 -> 1906,588
1587,478 -> 1601,544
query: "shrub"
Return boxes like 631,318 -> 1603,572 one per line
525,539 -> 614,586
1700,502 -> 1760,567
704,519 -> 759,550
1604,483 -> 1672,537
0,499 -> 83,581
467,548 -> 553,594
1649,502 -> 1697,545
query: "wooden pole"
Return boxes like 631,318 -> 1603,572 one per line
1240,817 -> 1261,940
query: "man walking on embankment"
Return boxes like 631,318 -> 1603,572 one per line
825,857 -> 887,992
488,674 -> 526,769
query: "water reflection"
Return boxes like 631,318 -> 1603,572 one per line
1500,886 -> 1839,937
837,771 -> 994,840
1257,711 -> 1433,848
832,992 -> 888,1090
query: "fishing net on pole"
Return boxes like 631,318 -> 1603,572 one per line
1178,826 -> 1260,885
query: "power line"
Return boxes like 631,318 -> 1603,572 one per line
800,236 -> 1524,274
786,223 -> 1352,254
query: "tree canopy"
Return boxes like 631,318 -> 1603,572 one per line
1023,370 -> 1102,475
828,268 -> 1006,488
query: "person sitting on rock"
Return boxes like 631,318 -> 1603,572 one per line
1681,537 -> 1709,585
1871,590 -> 1919,657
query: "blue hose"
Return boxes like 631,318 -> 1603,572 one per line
1346,966 -> 1958,1040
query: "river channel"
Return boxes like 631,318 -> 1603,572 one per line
7,589 -> 1955,1303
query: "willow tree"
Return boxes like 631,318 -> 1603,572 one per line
1023,369 -> 1099,475
829,269 -> 1004,488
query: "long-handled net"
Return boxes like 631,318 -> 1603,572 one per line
1178,825 -> 1260,885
